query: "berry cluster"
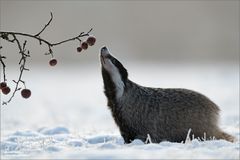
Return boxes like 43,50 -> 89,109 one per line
0,82 -> 31,98
47,36 -> 96,67
77,36 -> 96,53
0,82 -> 10,95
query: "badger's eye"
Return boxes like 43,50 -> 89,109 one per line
105,55 -> 111,59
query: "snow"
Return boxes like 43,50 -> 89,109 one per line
1,62 -> 239,159
1,128 -> 239,159
38,127 -> 70,135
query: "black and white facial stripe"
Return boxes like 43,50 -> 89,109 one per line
100,46 -> 128,99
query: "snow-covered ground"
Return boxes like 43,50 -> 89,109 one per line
1,62 -> 239,159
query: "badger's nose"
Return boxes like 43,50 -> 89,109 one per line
101,46 -> 107,50
101,46 -> 107,52
100,46 -> 110,56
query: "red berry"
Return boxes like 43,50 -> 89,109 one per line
81,42 -> 88,50
21,89 -> 31,99
86,36 -> 96,46
49,58 -> 57,66
0,82 -> 7,90
77,47 -> 82,52
2,86 -> 10,95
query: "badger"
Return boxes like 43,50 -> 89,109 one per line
100,46 -> 235,144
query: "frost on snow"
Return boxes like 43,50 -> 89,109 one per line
1,126 -> 239,159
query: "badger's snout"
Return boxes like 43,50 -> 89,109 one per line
101,46 -> 110,57
100,46 -> 111,64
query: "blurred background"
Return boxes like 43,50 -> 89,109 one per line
0,0 -> 239,63
0,0 -> 239,135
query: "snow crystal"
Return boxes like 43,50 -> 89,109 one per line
67,139 -> 83,147
130,139 -> 145,145
86,135 -> 118,144
38,127 -> 70,135
12,130 -> 40,137
99,142 -> 117,149
45,146 -> 61,152
1,141 -> 19,152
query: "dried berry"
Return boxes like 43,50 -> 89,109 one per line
2,86 -> 10,95
77,47 -> 82,52
21,89 -> 31,99
87,36 -> 96,46
0,82 -> 7,90
49,58 -> 57,66
81,42 -> 88,50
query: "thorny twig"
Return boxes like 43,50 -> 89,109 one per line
35,12 -> 53,37
2,38 -> 29,105
0,12 -> 93,105
0,47 -> 7,82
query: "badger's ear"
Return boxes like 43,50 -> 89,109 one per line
120,65 -> 128,83
114,59 -> 128,83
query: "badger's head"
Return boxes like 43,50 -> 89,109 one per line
100,46 -> 128,101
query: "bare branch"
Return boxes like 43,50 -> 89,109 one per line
0,28 -> 93,50
2,39 -> 29,105
0,54 -> 7,82
35,12 -> 53,37
51,28 -> 93,46
0,12 -> 94,105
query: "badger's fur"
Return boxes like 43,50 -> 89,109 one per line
100,46 -> 235,144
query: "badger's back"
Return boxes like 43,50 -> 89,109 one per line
115,81 -> 223,142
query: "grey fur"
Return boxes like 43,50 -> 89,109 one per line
100,47 -> 235,143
